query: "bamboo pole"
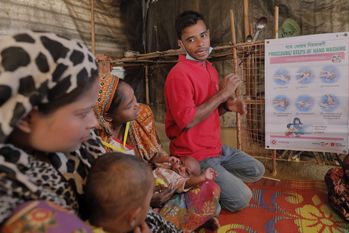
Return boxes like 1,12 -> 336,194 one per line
230,11 -> 238,72
90,0 -> 96,54
145,65 -> 150,105
274,5 -> 279,39
272,5 -> 280,176
243,0 -> 250,38
110,44 -> 246,63
230,9 -> 242,150
193,0 -> 200,11
243,0 -> 254,141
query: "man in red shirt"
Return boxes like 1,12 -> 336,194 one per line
165,11 -> 265,212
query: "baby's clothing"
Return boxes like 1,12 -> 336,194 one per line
153,167 -> 191,193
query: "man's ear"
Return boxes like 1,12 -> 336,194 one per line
16,112 -> 33,133
178,39 -> 184,49
126,207 -> 142,229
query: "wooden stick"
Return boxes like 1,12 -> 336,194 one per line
263,176 -> 280,182
243,0 -> 254,139
272,5 -> 280,176
109,42 -> 264,64
243,0 -> 250,38
145,65 -> 150,105
230,10 -> 238,72
90,0 -> 96,54
193,0 -> 200,11
274,5 -> 279,39
229,9 -> 242,150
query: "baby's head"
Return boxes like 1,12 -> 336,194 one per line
172,156 -> 201,178
85,152 -> 153,233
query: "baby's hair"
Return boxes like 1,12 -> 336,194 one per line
85,152 -> 153,225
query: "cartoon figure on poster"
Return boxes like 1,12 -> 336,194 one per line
296,95 -> 314,112
296,67 -> 314,84
273,68 -> 291,85
320,94 -> 340,112
320,65 -> 339,84
272,95 -> 290,112
331,54 -> 343,63
286,117 -> 305,137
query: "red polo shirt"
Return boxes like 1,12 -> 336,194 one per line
165,55 -> 222,161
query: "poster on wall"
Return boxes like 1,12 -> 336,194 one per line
265,32 -> 349,154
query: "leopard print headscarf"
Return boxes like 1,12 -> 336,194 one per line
0,31 -> 98,143
0,31 -> 105,222
0,32 -> 181,233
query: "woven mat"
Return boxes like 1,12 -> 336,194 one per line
213,178 -> 349,233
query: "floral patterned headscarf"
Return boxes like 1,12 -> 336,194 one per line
95,73 -> 120,139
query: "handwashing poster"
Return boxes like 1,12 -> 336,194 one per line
265,32 -> 349,153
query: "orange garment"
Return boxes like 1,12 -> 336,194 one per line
129,104 -> 168,162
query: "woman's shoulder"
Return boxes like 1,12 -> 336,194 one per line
136,104 -> 154,122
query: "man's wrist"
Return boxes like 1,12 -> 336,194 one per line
222,102 -> 230,112
218,90 -> 230,103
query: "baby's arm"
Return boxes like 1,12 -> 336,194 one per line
185,168 -> 217,188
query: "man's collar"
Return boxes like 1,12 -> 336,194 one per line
185,47 -> 213,61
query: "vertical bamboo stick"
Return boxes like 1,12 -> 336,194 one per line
243,0 -> 253,140
243,0 -> 250,38
90,0 -> 96,54
145,65 -> 150,105
230,9 -> 242,150
193,0 -> 200,11
272,5 -> 279,176
230,10 -> 238,69
274,6 -> 279,39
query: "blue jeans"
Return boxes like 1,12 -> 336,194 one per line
200,145 -> 265,212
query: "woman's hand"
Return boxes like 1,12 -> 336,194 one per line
150,186 -> 175,208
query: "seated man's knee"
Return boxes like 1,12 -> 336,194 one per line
250,161 -> 265,182
256,162 -> 265,177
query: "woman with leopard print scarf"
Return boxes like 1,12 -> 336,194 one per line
0,31 -> 181,233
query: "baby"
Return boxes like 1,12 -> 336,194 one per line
85,152 -> 154,233
153,156 -> 217,193
153,156 -> 220,231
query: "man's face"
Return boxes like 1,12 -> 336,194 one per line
178,20 -> 210,61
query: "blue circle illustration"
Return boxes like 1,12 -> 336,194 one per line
320,94 -> 339,112
296,67 -> 314,84
273,68 -> 291,85
272,95 -> 290,112
320,65 -> 339,84
295,95 -> 314,112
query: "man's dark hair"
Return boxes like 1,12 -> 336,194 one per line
175,10 -> 207,39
